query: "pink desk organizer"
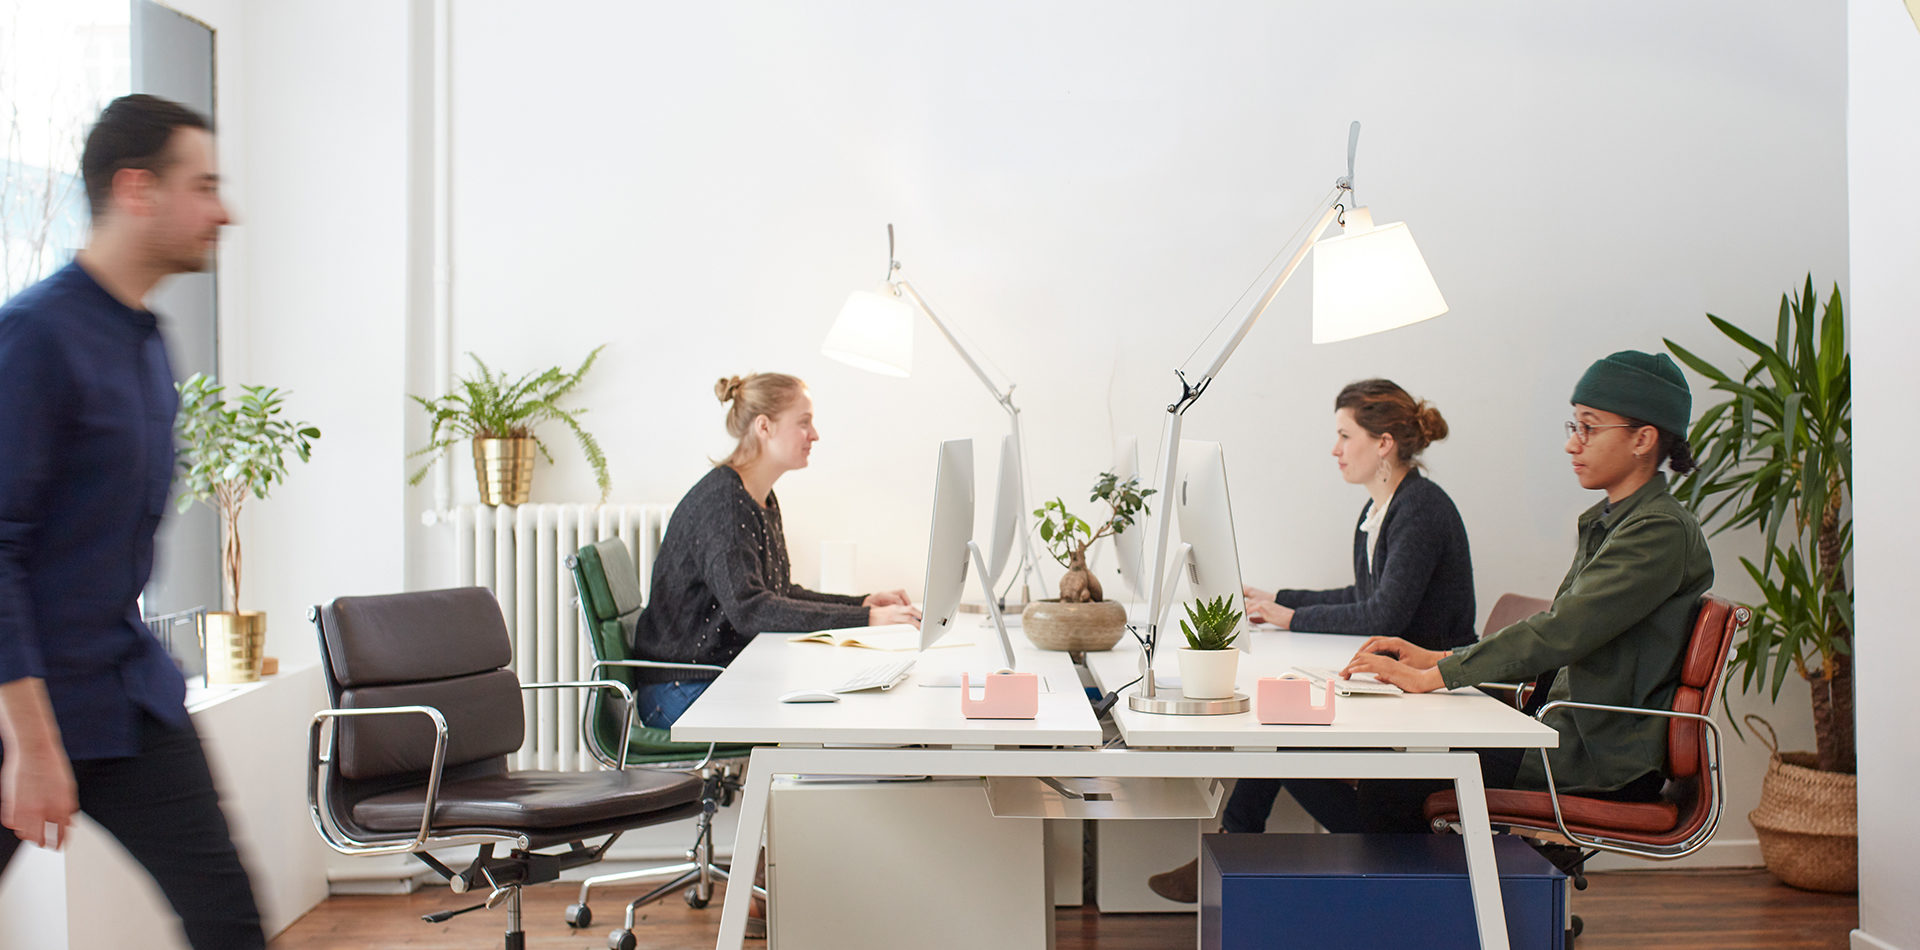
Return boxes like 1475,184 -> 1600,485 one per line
959,672 -> 1039,719
1256,676 -> 1336,725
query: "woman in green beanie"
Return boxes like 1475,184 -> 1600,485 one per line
1326,350 -> 1713,828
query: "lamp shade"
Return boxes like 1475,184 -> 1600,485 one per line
1310,210 -> 1448,344
821,284 -> 915,376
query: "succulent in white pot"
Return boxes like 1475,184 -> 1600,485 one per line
1176,595 -> 1243,699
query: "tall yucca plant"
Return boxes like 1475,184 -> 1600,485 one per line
409,345 -> 611,502
1664,277 -> 1852,773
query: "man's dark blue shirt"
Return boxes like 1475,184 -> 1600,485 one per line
0,260 -> 189,760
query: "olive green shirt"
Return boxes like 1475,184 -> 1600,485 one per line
1437,475 -> 1713,793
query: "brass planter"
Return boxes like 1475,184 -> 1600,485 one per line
204,611 -> 267,684
473,437 -> 536,506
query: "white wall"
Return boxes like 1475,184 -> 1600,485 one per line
231,0 -> 415,664
1847,1 -> 1919,946
228,0 -> 1849,870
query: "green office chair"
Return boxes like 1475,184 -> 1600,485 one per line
563,538 -> 761,948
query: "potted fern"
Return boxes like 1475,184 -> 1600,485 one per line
409,345 -> 611,505
173,374 -> 321,683
1177,595 -> 1243,699
1022,472 -> 1153,651
1663,276 -> 1853,891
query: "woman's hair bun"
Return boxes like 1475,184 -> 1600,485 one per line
1415,403 -> 1449,444
714,376 -> 745,404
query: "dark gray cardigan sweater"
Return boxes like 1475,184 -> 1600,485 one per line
1271,470 -> 1477,650
632,466 -> 869,683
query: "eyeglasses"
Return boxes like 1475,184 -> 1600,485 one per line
1564,420 -> 1640,445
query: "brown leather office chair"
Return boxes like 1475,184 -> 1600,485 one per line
1423,593 -> 1750,943
307,587 -> 707,950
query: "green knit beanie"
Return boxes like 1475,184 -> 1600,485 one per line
1570,350 -> 1691,436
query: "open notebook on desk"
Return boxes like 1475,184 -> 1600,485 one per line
789,623 -> 973,651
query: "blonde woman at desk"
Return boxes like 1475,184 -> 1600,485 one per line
1150,378 -> 1475,902
1334,351 -> 1709,834
632,373 -> 920,730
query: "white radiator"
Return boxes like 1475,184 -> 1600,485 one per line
442,503 -> 673,771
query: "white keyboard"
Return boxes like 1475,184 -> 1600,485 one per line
833,657 -> 917,693
1290,665 -> 1404,696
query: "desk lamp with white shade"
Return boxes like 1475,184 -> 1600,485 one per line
1130,121 -> 1449,715
821,226 -> 1044,606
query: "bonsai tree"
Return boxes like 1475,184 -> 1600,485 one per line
409,345 -> 611,502
173,374 -> 321,613
1664,276 -> 1853,773
1180,595 -> 1243,651
1033,472 -> 1153,603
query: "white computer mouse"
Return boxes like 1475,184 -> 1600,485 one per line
777,688 -> 841,703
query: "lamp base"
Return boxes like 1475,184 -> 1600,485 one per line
1127,687 -> 1249,716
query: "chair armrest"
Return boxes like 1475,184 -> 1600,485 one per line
1476,681 -> 1529,708
591,659 -> 728,674
309,705 -> 450,855
1529,699 -> 1725,858
579,663 -> 727,773
520,679 -> 636,771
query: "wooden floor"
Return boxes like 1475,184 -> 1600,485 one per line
270,868 -> 1856,949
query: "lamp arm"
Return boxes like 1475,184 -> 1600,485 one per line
894,279 -> 1013,408
1197,196 -> 1344,381
1139,185 -> 1347,686
894,277 -> 1045,601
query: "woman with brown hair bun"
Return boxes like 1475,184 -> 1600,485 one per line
632,373 -> 919,729
1242,378 -> 1476,645
1149,377 -> 1476,902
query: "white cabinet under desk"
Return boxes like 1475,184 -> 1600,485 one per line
767,777 -> 1052,950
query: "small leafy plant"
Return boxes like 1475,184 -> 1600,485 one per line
1180,595 -> 1243,651
1034,472 -> 1154,603
409,345 -> 611,502
174,374 -> 321,613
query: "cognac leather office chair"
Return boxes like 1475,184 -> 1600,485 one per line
1424,593 -> 1750,943
308,586 -> 706,950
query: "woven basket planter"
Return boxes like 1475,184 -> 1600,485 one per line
1021,599 -> 1127,651
1746,716 -> 1857,894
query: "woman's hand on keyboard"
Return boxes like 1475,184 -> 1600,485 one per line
863,589 -> 912,607
1341,651 -> 1445,693
870,603 -> 921,627
1346,636 -> 1444,671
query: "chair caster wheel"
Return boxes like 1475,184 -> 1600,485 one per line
1571,914 -> 1585,936
564,903 -> 591,928
1573,875 -> 1589,890
684,887 -> 710,909
608,929 -> 636,950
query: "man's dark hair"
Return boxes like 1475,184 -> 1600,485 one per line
81,94 -> 212,220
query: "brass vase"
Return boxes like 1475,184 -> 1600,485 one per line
204,611 -> 267,684
472,437 -> 536,506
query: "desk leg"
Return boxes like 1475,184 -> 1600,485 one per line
715,747 -> 774,950
1452,755 -> 1512,950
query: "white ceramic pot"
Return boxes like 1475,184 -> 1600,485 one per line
1177,647 -> 1240,699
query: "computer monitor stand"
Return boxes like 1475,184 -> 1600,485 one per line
917,542 -> 1032,689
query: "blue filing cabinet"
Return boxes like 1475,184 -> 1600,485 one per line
1199,834 -> 1565,950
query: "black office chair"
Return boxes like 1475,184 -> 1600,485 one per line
307,586 -> 706,950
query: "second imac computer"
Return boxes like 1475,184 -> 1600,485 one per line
919,439 -> 1018,673
1163,439 -> 1249,652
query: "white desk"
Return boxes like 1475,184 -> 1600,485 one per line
674,629 -> 1556,950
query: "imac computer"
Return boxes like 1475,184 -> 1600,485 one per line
918,439 -> 1018,673
981,433 -> 1023,605
1107,436 -> 1155,601
1166,439 -> 1249,653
